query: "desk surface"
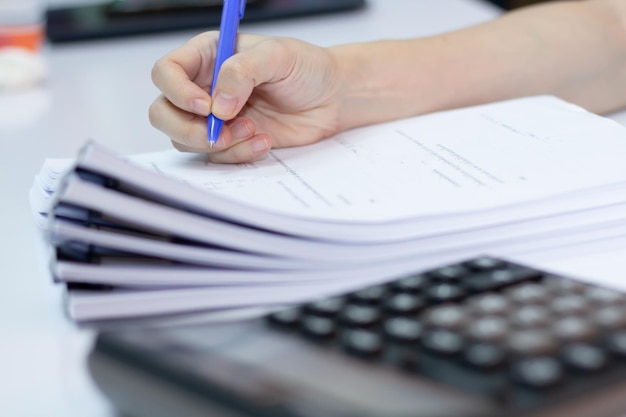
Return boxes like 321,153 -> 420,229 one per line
1,1 -> 625,415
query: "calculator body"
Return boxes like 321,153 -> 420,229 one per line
88,258 -> 626,417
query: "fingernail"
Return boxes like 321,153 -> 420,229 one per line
231,119 -> 252,139
191,99 -> 211,116
213,92 -> 238,116
250,137 -> 270,153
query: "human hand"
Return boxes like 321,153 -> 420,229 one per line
149,32 -> 342,163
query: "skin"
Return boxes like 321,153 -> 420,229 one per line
149,0 -> 626,164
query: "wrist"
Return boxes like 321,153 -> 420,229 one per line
329,38 -> 463,132
329,41 -> 407,132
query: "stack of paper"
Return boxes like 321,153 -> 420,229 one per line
30,95 -> 626,322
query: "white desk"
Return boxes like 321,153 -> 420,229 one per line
1,1 -> 624,416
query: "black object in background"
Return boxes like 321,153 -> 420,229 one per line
485,0 -> 553,10
45,0 -> 367,43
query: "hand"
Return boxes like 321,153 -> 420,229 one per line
149,32 -> 342,163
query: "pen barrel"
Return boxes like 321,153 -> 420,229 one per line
210,0 -> 241,93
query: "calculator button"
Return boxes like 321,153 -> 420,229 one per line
267,308 -> 302,328
301,316 -> 337,340
544,275 -> 589,294
505,283 -> 550,305
383,293 -> 426,315
467,316 -> 510,343
389,274 -> 431,293
425,283 -> 466,304
383,317 -> 424,343
421,329 -> 465,355
585,287 -> 626,306
464,256 -> 506,270
492,266 -> 541,283
463,343 -> 507,370
512,356 -> 564,388
463,266 -> 540,292
593,305 -> 626,329
424,304 -> 469,330
461,275 -> 495,292
342,329 -> 384,358
550,295 -> 591,316
468,293 -> 512,316
510,306 -> 552,329
552,317 -> 598,343
339,305 -> 382,327
351,286 -> 388,305
507,330 -> 558,356
429,265 -> 471,282
305,297 -> 345,317
561,344 -> 608,373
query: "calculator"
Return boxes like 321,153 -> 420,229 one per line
88,256 -> 626,417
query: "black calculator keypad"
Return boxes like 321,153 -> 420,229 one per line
266,256 -> 626,409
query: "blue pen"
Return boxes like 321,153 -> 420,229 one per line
208,0 -> 246,148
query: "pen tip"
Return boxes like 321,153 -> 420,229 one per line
207,115 -> 223,147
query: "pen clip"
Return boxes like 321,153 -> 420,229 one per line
239,0 -> 246,19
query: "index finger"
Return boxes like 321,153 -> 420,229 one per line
151,32 -> 220,117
